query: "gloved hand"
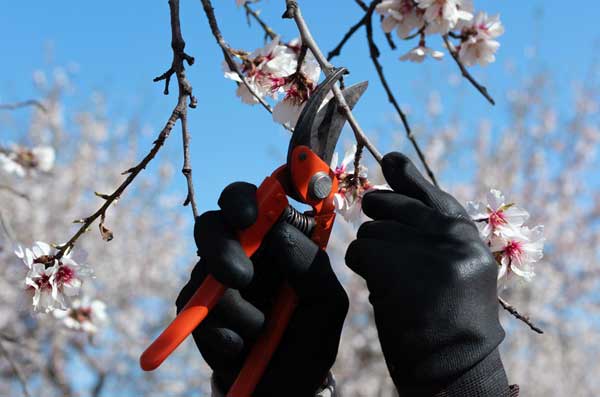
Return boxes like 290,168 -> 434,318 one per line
346,153 -> 510,396
176,182 -> 348,397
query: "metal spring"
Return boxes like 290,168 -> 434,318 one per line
283,205 -> 316,236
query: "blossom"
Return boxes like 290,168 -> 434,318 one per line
330,145 -> 388,222
491,226 -> 545,281
272,57 -> 322,128
415,0 -> 473,34
0,152 -> 25,176
466,189 -> 544,282
400,44 -> 444,63
457,12 -> 504,66
54,297 -> 108,334
0,145 -> 55,176
375,0 -> 424,39
223,37 -> 296,104
466,189 -> 529,240
15,242 -> 91,312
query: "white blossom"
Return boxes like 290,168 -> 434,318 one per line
331,145 -> 388,222
466,189 -> 529,240
415,0 -> 473,34
375,0 -> 424,39
272,44 -> 322,128
53,297 -> 108,334
458,12 -> 504,66
466,189 -> 544,282
491,225 -> 545,281
400,44 -> 444,63
15,242 -> 91,312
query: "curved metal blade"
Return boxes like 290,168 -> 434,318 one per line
311,80 -> 368,165
287,68 -> 347,166
287,68 -> 368,166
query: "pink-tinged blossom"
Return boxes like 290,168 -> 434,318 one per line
491,226 -> 545,281
375,0 -> 425,39
272,44 -> 322,128
400,44 -> 444,63
457,12 -> 504,66
466,189 -> 529,240
223,37 -> 296,104
53,297 -> 108,334
330,145 -> 389,222
15,242 -> 91,312
466,189 -> 544,282
415,0 -> 473,34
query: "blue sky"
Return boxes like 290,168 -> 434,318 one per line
1,0 -> 598,216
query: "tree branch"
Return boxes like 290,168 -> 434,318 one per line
243,2 -> 277,41
442,35 -> 495,106
364,6 -> 439,186
498,296 -> 544,334
0,100 -> 47,113
327,10 -> 370,61
0,339 -> 31,397
283,0 -> 383,162
156,0 -> 199,218
56,107 -> 182,258
200,0 -> 283,122
53,0 -> 201,255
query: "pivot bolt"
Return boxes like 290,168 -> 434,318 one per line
309,172 -> 333,200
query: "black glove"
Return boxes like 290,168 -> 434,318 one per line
346,153 -> 510,396
176,182 -> 348,397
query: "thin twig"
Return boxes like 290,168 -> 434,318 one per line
354,0 -> 369,11
181,113 -> 199,217
55,108 -> 181,258
0,339 -> 31,397
0,100 -> 47,113
327,10 -> 371,61
442,35 -> 495,106
54,0 -> 200,255
156,0 -> 200,217
498,296 -> 544,334
200,0 -> 278,117
243,2 -> 277,40
295,44 -> 308,74
364,8 -> 439,185
283,0 -> 383,163
379,16 -> 397,50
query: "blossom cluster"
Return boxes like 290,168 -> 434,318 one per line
0,144 -> 55,176
330,145 -> 388,222
15,242 -> 91,310
223,37 -> 322,128
467,189 -> 545,281
375,0 -> 504,66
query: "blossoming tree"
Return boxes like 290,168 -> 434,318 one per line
1,0 -> 597,396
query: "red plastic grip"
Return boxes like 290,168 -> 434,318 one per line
139,175 -> 288,372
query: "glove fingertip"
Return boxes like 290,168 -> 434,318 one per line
218,182 -> 258,230
344,239 -> 365,276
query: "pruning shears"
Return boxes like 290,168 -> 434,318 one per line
140,67 -> 368,396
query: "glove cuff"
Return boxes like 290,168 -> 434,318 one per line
210,372 -> 337,397
434,348 -> 517,397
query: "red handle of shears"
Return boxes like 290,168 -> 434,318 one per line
141,147 -> 337,396
139,174 -> 289,372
